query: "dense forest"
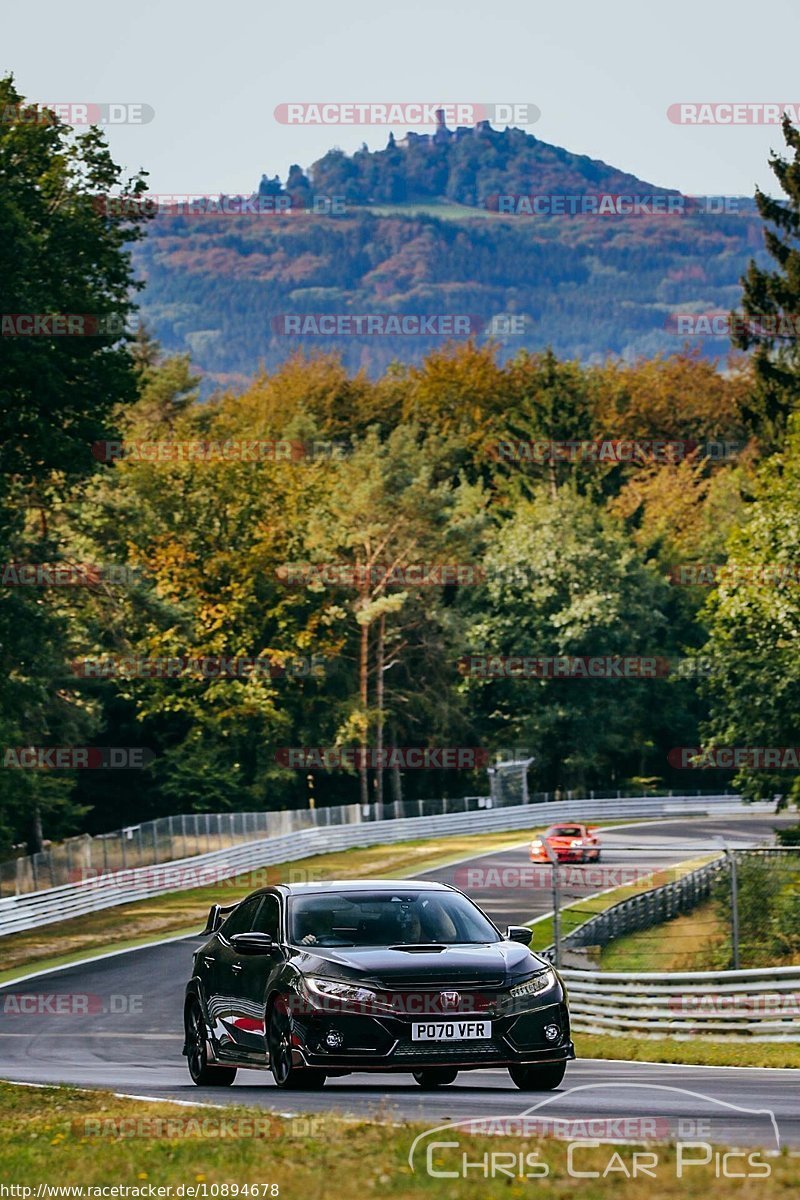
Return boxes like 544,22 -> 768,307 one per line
136,204 -> 765,389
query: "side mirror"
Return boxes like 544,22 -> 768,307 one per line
229,931 -> 280,955
506,925 -> 533,945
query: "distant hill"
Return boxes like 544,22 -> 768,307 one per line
132,121 -> 765,391
264,114 -> 679,209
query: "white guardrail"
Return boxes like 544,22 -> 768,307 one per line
0,794 -> 758,938
563,965 -> 800,1042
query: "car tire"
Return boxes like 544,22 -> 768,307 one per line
267,997 -> 326,1090
185,1001 -> 237,1086
508,1061 -> 566,1091
412,1068 -> 459,1089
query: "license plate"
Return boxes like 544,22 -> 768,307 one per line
411,1020 -> 492,1041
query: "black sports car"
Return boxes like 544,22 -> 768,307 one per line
183,879 -> 574,1091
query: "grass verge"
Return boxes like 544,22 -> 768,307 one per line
0,1081 -> 793,1195
575,1033 -> 800,1069
599,899 -> 727,972
600,899 -> 800,974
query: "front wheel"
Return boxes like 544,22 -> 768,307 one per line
412,1068 -> 458,1089
267,998 -> 326,1090
508,1061 -> 566,1091
186,1001 -> 237,1087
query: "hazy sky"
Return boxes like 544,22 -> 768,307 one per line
4,0 -> 798,198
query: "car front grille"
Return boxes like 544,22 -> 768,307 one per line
392,1036 -> 508,1060
381,989 -> 497,1018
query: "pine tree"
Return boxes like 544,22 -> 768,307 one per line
733,115 -> 800,447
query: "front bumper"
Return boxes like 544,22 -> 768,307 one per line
531,849 -> 594,863
289,998 -> 574,1072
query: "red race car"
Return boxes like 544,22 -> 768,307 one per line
530,823 -> 601,864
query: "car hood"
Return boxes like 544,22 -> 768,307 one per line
297,941 -> 548,987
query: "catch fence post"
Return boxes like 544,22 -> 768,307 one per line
543,839 -> 562,968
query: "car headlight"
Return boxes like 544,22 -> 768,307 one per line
530,839 -> 542,850
508,968 -> 556,1000
570,839 -> 583,847
303,977 -> 382,1010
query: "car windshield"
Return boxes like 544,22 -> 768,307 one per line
548,826 -> 582,837
288,890 -> 500,947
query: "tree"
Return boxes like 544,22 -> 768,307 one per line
299,426 -> 486,806
502,349 -> 597,498
0,76 -> 150,852
699,414 -> 800,802
0,76 -> 150,485
732,115 -> 800,447
286,164 -> 312,209
258,174 -> 283,197
460,486 -> 672,789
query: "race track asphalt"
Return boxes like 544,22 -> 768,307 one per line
1,814 -> 797,1149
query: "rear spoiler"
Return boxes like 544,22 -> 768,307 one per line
201,901 -> 239,936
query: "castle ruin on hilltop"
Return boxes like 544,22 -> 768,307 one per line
397,108 -> 493,149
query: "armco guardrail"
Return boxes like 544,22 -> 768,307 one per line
562,965 -> 800,1042
0,794 -> 746,937
1,782 -> 738,897
0,786 -> 737,898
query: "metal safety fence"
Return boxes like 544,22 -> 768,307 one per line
0,794 -> 749,937
0,787 -> 736,899
562,964 -> 800,1041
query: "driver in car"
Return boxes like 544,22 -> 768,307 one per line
298,908 -> 333,945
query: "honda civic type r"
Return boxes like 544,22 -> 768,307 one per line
183,880 -> 574,1091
